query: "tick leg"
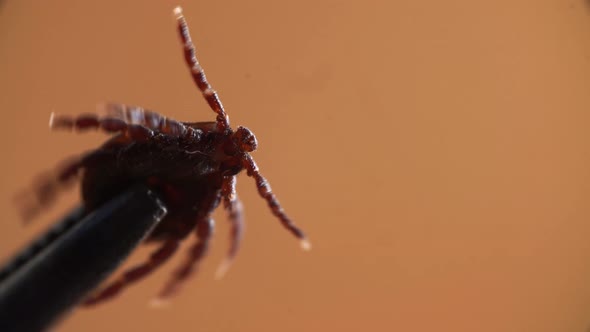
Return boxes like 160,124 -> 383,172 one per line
242,155 -> 311,250
174,7 -> 230,132
156,216 -> 214,300
98,103 -> 196,137
49,113 -> 155,141
215,176 -> 244,279
82,239 -> 180,306
14,150 -> 107,223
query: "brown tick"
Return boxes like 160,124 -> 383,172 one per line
17,6 -> 310,306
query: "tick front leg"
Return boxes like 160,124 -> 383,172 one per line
156,216 -> 214,301
215,176 -> 244,279
82,239 -> 180,306
174,7 -> 230,132
49,113 -> 155,141
242,155 -> 311,250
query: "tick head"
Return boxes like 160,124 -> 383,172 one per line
233,126 -> 258,153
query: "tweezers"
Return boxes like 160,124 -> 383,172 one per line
0,184 -> 167,332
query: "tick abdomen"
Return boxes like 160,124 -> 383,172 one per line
80,133 -> 225,241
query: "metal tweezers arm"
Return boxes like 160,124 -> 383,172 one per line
0,184 -> 168,332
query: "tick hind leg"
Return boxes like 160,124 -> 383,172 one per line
82,239 -> 180,306
215,176 -> 244,279
14,150 -> 108,223
156,216 -> 214,301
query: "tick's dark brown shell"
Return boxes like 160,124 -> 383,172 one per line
81,128 -> 241,241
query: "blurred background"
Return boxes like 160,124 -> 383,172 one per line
2,0 -> 590,331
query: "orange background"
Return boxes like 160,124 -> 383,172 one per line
2,1 -> 590,331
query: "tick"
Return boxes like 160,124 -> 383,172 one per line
17,6 -> 309,306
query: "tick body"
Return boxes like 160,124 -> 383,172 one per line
18,7 -> 309,305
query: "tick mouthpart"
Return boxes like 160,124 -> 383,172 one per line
234,126 -> 258,152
